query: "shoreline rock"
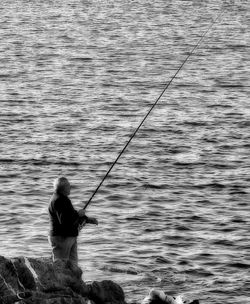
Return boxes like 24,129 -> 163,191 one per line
0,256 -> 199,304
142,289 -> 199,304
0,256 -> 126,304
0,256 -> 88,304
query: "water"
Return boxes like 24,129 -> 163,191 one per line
0,0 -> 249,303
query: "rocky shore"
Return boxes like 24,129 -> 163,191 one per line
0,256 -> 199,304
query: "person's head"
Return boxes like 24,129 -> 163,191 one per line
53,177 -> 70,196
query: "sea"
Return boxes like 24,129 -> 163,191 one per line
0,0 -> 249,303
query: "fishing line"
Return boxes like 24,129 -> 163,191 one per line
84,9 -> 224,210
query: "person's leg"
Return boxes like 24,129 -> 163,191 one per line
69,237 -> 78,266
48,236 -> 75,262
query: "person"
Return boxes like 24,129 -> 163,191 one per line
48,176 -> 98,265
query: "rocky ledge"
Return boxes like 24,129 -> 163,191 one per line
0,256 -> 199,304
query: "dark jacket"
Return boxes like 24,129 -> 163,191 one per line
48,192 -> 86,237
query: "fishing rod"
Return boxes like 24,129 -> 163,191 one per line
83,10 -> 224,210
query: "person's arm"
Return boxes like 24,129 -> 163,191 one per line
86,217 -> 98,225
78,209 -> 98,225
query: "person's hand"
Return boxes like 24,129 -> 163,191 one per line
92,218 -> 98,225
78,209 -> 86,217
89,217 -> 98,225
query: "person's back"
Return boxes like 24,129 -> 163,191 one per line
48,176 -> 98,265
49,191 -> 80,237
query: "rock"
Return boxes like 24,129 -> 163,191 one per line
87,280 -> 126,304
0,256 -> 127,304
141,289 -> 199,304
0,256 -> 88,304
0,255 -> 199,304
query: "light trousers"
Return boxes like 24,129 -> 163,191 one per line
48,235 -> 78,265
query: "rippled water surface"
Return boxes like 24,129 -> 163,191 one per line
0,0 -> 249,303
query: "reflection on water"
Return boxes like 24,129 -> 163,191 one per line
0,0 -> 249,303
